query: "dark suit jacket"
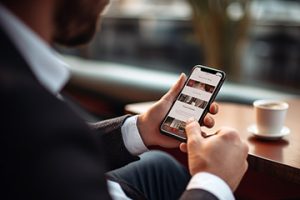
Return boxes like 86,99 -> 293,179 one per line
0,28 -> 218,200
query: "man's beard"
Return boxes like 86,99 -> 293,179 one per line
53,0 -> 106,47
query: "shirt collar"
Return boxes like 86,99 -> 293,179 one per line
0,4 -> 70,95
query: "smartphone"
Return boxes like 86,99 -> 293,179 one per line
160,65 -> 226,142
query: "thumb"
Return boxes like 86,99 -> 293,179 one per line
162,73 -> 186,103
185,118 -> 204,151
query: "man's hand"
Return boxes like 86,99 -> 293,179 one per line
181,119 -> 249,191
137,73 -> 218,148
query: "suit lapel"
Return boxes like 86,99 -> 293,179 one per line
0,28 -> 38,81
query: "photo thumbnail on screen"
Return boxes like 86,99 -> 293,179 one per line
187,79 -> 216,93
161,117 -> 186,136
178,94 -> 208,109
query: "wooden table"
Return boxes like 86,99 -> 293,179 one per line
125,99 -> 300,199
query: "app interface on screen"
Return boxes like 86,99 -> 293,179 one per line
161,68 -> 222,138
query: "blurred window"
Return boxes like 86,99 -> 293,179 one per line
59,0 -> 300,94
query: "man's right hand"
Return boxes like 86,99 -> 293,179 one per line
180,118 -> 249,191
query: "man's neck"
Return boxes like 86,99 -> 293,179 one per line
2,0 -> 54,44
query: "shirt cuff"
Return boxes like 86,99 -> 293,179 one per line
107,180 -> 130,200
187,172 -> 235,200
121,115 -> 149,156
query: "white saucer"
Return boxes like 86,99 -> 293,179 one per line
247,124 -> 290,140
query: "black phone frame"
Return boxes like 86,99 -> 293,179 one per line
159,65 -> 226,142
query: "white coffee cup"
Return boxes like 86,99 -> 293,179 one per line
253,100 -> 289,134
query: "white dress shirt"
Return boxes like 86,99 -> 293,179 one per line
0,4 -> 234,200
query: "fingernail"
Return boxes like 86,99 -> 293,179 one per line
213,104 -> 218,113
178,73 -> 184,80
186,117 -> 195,124
180,73 -> 186,79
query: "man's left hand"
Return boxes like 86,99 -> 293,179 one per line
137,73 -> 219,148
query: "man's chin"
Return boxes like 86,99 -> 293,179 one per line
54,30 -> 96,47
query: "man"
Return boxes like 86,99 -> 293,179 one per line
0,0 -> 249,199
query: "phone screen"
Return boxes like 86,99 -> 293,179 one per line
160,66 -> 225,141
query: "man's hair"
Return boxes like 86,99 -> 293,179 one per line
0,1 -> 21,7
0,0 -> 16,4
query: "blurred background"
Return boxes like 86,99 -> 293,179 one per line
58,0 -> 300,119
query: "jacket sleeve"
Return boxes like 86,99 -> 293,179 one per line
89,115 -> 139,170
180,189 -> 219,200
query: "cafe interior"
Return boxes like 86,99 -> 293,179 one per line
58,0 -> 300,199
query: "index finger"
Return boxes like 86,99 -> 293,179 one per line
185,118 -> 204,149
